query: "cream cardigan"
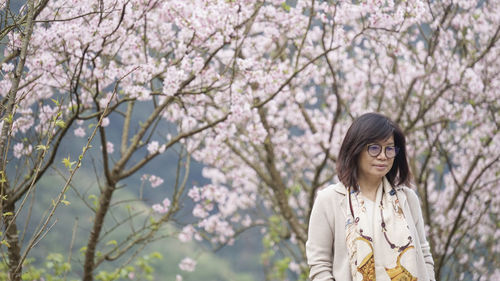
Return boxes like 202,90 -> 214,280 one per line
306,181 -> 436,281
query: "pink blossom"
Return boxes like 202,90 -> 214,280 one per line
98,93 -> 116,108
147,141 -> 159,155
38,105 -> 57,125
148,175 -> 164,188
178,257 -> 196,272
178,225 -> 196,243
74,127 -> 85,137
187,186 -> 201,202
106,142 -> 114,154
194,233 -> 202,241
1,63 -> 13,72
289,261 -> 301,274
192,204 -> 209,218
6,0 -> 500,278
241,215 -> 252,227
13,143 -> 32,159
152,198 -> 170,214
12,115 -> 34,135
26,144 -> 33,155
198,214 -> 234,242
101,117 -> 110,127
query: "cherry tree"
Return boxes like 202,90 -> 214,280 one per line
177,1 -> 499,280
1,0 -> 260,280
1,1 -> 51,280
1,0 -> 499,281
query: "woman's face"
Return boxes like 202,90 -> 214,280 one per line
357,135 -> 396,182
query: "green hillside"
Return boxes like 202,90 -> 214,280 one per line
14,168 -> 259,281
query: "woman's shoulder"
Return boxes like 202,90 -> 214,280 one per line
396,185 -> 419,198
315,182 -> 347,201
395,185 -> 422,209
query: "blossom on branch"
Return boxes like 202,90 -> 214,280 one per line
178,257 -> 196,272
152,198 -> 170,214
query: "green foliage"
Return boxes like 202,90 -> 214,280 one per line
4,113 -> 13,124
45,253 -> 71,277
0,255 -> 72,281
260,234 -> 275,265
298,269 -> 309,281
106,240 -> 118,246
0,252 -> 162,281
55,119 -> 66,128
286,183 -> 301,197
36,144 -> 49,151
261,215 -> 295,281
51,98 -> 60,107
0,171 -> 7,184
2,211 -> 14,217
88,194 -> 99,208
21,175 -> 259,281
281,2 -> 291,12
268,215 -> 286,243
62,155 -> 77,171
0,239 -> 10,247
95,252 -> 162,281
270,257 -> 291,280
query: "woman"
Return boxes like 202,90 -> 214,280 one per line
306,112 -> 435,281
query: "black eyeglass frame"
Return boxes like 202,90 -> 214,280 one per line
366,144 -> 400,159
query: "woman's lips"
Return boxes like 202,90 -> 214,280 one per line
373,164 -> 387,170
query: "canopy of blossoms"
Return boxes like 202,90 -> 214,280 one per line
1,0 -> 498,280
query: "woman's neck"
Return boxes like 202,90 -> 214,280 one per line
357,176 -> 382,201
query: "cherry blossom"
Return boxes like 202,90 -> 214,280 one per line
1,0 -> 498,279
148,175 -> 164,188
152,198 -> 171,215
101,117 -> 110,127
147,141 -> 160,155
105,142 -> 114,154
74,127 -> 86,138
13,143 -> 32,159
178,257 -> 196,272
178,225 -> 196,243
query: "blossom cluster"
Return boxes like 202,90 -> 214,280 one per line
1,0 -> 498,279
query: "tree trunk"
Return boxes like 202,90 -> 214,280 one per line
3,201 -> 22,281
82,184 -> 115,281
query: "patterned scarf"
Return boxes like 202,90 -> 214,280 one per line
345,178 -> 419,281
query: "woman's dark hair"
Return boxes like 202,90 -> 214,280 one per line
336,112 -> 411,190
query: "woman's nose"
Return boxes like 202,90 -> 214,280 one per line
377,150 -> 388,160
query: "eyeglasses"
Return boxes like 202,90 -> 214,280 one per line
366,144 -> 399,159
